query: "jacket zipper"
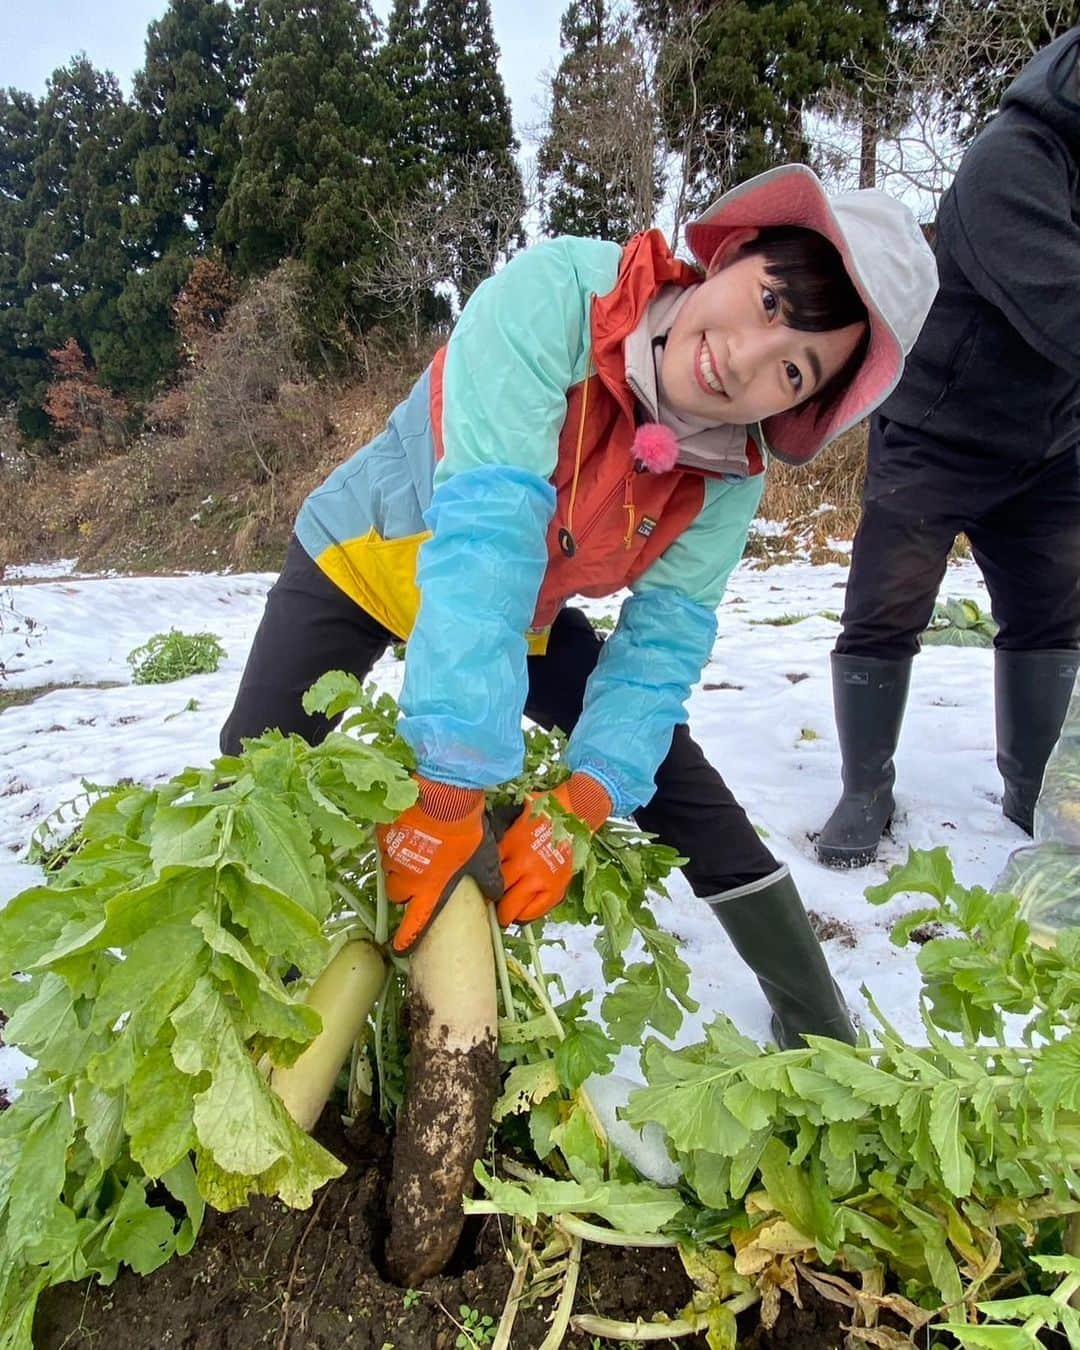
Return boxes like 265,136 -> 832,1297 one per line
622,475 -> 636,547
566,469 -> 636,553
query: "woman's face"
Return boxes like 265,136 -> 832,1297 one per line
660,251 -> 867,425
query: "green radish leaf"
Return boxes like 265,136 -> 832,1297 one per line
626,1055 -> 751,1157
602,961 -> 682,1042
0,885 -> 98,974
1028,1032 -> 1080,1116
937,1326 -> 1038,1348
493,1062 -> 560,1121
757,1137 -> 836,1250
550,1103 -> 604,1182
527,1094 -> 561,1162
220,868 -> 327,975
704,1303 -> 739,1350
4,974 -> 103,1078
928,1081 -> 975,1195
194,912 -> 320,1053
98,871 -> 214,949
99,1178 -> 180,1275
471,1161 -> 682,1232
93,922 -> 209,1040
160,1157 -> 205,1256
6,1098 -> 75,1261
866,847 -> 956,906
554,1019 -> 618,1090
226,796 -> 327,918
75,1081 -> 126,1170
810,1042 -> 901,1107
302,669 -> 366,719
684,1148 -> 733,1209
125,1044 -> 202,1178
149,800 -> 229,872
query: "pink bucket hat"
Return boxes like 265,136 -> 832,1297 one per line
685,164 -> 938,465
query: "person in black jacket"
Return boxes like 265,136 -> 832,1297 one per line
817,26 -> 1080,867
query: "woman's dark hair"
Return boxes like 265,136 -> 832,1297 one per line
736,225 -> 871,423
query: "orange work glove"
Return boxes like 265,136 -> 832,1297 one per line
376,774 -> 503,954
496,772 -> 612,927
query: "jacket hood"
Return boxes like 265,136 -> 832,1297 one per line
1001,25 -> 1080,152
685,165 -> 938,466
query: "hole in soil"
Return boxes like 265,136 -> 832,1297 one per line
331,1111 -> 395,1273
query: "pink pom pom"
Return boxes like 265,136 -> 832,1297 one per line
631,423 -> 679,473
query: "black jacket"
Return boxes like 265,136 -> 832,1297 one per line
881,27 -> 1080,460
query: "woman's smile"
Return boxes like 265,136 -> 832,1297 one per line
696,337 -> 728,398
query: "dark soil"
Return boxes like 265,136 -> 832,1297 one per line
30,1107 -> 849,1350
908,920 -> 948,945
808,911 -> 858,948
741,1284 -> 848,1349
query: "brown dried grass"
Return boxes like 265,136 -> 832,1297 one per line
746,421 -> 868,567
759,421 -> 868,533
0,337 -> 439,577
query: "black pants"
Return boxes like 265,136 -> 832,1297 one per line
837,416 -> 1080,661
222,537 -> 778,894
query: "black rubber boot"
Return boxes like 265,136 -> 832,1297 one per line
995,649 -> 1080,834
815,653 -> 912,868
706,867 -> 856,1050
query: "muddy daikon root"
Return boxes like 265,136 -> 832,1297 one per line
385,878 -> 500,1286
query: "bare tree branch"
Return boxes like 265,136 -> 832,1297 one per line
350,158 -> 539,341
812,0 -> 1077,214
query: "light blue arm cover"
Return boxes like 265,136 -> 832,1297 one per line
397,238 -> 618,788
565,588 -> 717,815
566,474 -> 764,815
399,466 -> 555,786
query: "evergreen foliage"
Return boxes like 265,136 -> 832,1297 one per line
0,88 -> 46,435
422,0 -> 525,298
216,0 -> 396,336
539,0 -> 661,240
639,0 -> 890,212
18,60 -> 163,400
131,0 -> 245,248
119,0 -> 247,382
379,0 -> 438,195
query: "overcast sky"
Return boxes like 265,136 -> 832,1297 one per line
0,0 -> 564,145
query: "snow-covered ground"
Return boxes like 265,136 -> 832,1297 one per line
0,553 -> 1023,1101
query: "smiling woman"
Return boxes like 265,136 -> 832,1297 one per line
222,162 -> 937,1083
660,227 -> 870,428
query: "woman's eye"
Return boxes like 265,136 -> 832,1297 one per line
784,361 -> 803,391
762,287 -> 778,317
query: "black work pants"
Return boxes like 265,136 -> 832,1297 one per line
222,537 -> 778,894
836,415 -> 1080,661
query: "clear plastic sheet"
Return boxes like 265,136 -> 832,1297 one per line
997,675 -> 1080,943
1034,682 -> 1080,847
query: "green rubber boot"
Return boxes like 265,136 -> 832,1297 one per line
706,867 -> 856,1050
995,649 -> 1080,834
816,653 -> 912,868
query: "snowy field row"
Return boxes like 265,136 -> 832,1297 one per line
0,554 -> 1021,1101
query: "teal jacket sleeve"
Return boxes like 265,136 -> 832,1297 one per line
565,474 -> 763,814
399,238 -> 620,788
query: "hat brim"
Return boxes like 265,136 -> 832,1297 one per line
685,165 -> 903,465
